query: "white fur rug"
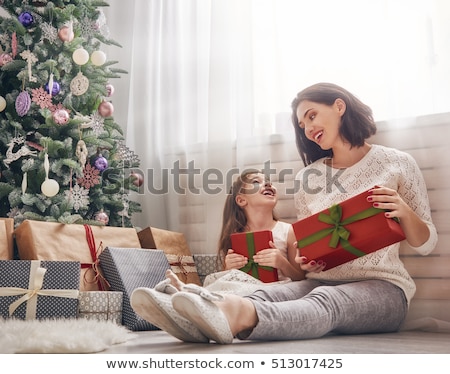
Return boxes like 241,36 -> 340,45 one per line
0,318 -> 132,353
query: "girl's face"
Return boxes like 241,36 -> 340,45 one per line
295,99 -> 345,150
236,173 -> 277,208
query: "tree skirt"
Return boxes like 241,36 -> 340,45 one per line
0,318 -> 132,353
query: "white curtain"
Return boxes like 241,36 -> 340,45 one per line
104,0 -> 450,252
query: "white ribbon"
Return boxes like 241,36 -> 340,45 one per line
0,260 -> 79,319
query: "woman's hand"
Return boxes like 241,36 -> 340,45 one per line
224,249 -> 248,270
367,186 -> 430,247
295,255 -> 326,273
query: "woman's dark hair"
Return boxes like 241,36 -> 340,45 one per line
291,83 -> 377,166
216,168 -> 277,268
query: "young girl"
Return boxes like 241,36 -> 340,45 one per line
140,82 -> 437,344
131,169 -> 321,342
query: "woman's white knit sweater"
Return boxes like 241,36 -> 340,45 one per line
294,144 -> 438,304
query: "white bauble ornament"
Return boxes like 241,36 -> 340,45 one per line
41,153 -> 60,197
0,96 -> 6,112
91,50 -> 106,66
41,178 -> 60,197
72,48 -> 89,65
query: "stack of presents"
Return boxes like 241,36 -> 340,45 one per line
0,188 -> 406,331
0,220 -> 205,331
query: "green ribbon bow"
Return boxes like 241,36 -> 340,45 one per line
297,204 -> 383,258
240,232 -> 274,279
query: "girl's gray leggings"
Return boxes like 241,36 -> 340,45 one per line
240,279 -> 408,341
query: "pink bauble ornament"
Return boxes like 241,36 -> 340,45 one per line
58,26 -> 74,42
105,83 -> 115,97
0,53 -> 13,67
130,171 -> 144,187
52,108 -> 70,125
98,101 -> 114,117
95,210 -> 109,225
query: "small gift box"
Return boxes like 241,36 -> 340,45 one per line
231,231 -> 279,283
15,220 -> 141,291
98,247 -> 171,331
193,254 -> 221,284
138,226 -> 201,285
292,188 -> 406,271
0,218 -> 15,260
78,291 -> 123,324
0,260 -> 80,320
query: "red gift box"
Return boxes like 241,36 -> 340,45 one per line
231,231 -> 279,283
292,189 -> 406,271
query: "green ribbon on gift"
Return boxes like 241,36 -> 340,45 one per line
240,232 -> 274,279
297,204 -> 383,258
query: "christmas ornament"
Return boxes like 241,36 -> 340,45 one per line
41,153 -> 60,197
70,72 -> 89,96
58,22 -> 74,42
31,87 -> 52,109
45,80 -> 61,96
15,91 -> 31,117
65,184 -> 89,212
0,53 -> 12,66
18,12 -> 34,28
41,22 -> 58,43
0,96 -> 6,112
106,83 -> 115,97
22,172 -> 27,194
98,101 -> 114,117
77,163 -> 100,189
52,108 -> 70,124
94,210 -> 109,225
130,171 -> 144,187
20,50 -> 38,83
90,50 -> 106,66
75,139 -> 88,166
94,154 -> 108,171
72,47 -> 89,65
3,136 -> 38,168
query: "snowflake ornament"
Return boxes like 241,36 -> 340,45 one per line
65,184 -> 90,212
78,17 -> 97,39
77,163 -> 100,189
40,22 -> 58,43
75,111 -> 105,135
31,87 -> 53,109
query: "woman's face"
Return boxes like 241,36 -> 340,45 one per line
295,99 -> 345,150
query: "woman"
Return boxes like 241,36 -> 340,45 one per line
138,83 -> 438,344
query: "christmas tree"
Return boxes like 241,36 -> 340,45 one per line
0,0 -> 142,227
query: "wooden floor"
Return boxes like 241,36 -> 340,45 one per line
101,329 -> 450,354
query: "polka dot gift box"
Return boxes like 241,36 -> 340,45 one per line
78,291 -> 123,324
0,260 -> 80,320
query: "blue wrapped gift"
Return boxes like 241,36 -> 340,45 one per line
0,260 -> 80,320
99,247 -> 171,331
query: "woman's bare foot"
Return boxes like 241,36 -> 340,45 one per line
165,269 -> 186,291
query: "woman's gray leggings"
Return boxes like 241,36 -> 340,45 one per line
239,279 -> 408,341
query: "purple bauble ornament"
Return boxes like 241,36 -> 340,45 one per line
15,91 -> 31,117
18,12 -> 34,28
94,154 -> 108,171
45,81 -> 61,96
